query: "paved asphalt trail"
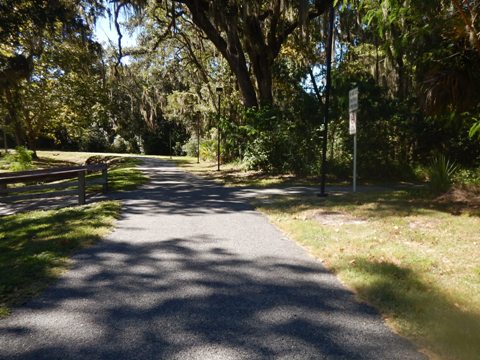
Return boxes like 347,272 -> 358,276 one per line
0,159 -> 425,359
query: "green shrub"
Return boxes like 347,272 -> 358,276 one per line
453,167 -> 480,185
427,155 -> 458,193
173,141 -> 184,156
198,129 -> 218,161
111,135 -> 129,153
412,165 -> 429,182
79,126 -> 110,152
17,146 -> 32,163
6,146 -> 34,171
243,136 -> 273,171
200,138 -> 217,161
469,117 -> 480,139
182,136 -> 199,157
242,106 -> 319,175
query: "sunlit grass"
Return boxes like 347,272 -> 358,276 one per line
254,190 -> 480,360
108,159 -> 148,191
36,150 -> 142,164
0,150 -> 75,172
174,157 -> 328,187
0,152 -> 148,317
84,157 -> 148,192
165,155 -> 480,359
0,201 -> 121,317
1,151 -> 149,193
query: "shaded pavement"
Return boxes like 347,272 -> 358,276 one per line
0,159 -> 425,359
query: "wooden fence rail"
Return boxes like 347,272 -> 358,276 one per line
0,164 -> 108,205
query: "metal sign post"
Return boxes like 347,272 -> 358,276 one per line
196,113 -> 200,164
169,129 -> 172,160
353,131 -> 357,192
349,111 -> 357,192
318,4 -> 335,197
349,88 -> 359,192
216,87 -> 223,171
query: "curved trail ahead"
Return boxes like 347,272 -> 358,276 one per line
0,159 -> 425,359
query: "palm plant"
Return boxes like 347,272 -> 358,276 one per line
427,155 -> 458,194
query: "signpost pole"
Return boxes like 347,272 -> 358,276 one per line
216,87 -> 223,171
353,133 -> 357,192
319,4 -> 335,197
196,113 -> 200,164
2,119 -> 7,154
349,87 -> 359,193
169,129 -> 172,159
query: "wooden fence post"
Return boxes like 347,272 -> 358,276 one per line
78,171 -> 86,205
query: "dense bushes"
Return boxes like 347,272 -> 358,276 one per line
241,95 -> 321,175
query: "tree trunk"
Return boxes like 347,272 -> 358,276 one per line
329,121 -> 337,162
375,37 -> 380,85
230,58 -> 258,108
185,2 -> 259,108
396,54 -> 406,100
28,139 -> 38,159
2,120 -> 7,153
250,54 -> 273,106
180,0 -> 333,108
25,113 -> 38,159
14,122 -> 24,147
4,87 -> 25,146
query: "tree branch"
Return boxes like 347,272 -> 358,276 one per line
452,0 -> 480,55
272,0 -> 334,57
308,66 -> 323,105
114,3 -> 124,72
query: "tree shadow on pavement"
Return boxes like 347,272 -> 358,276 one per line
0,159 -> 427,359
0,237 -> 425,359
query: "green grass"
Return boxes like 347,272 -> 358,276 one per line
0,151 -> 74,172
36,150 -> 140,164
0,201 -> 121,317
174,157 -> 424,188
0,151 -> 149,317
47,153 -> 149,192
171,156 -> 480,359
174,157 -> 337,188
87,157 -> 148,192
254,190 -> 480,360
35,151 -> 149,191
114,157 -> 148,190
1,151 -> 149,192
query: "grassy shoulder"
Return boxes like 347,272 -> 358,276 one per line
0,201 -> 121,318
35,151 -> 149,192
178,157 -> 479,359
90,156 -> 148,192
0,151 -> 149,318
174,157 -> 342,187
1,150 -> 149,192
253,190 -> 480,360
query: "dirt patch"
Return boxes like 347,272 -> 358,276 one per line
435,185 -> 480,212
305,210 -> 367,226
408,218 -> 441,230
84,155 -> 125,167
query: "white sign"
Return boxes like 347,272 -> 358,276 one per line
349,87 -> 359,112
349,111 -> 357,135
